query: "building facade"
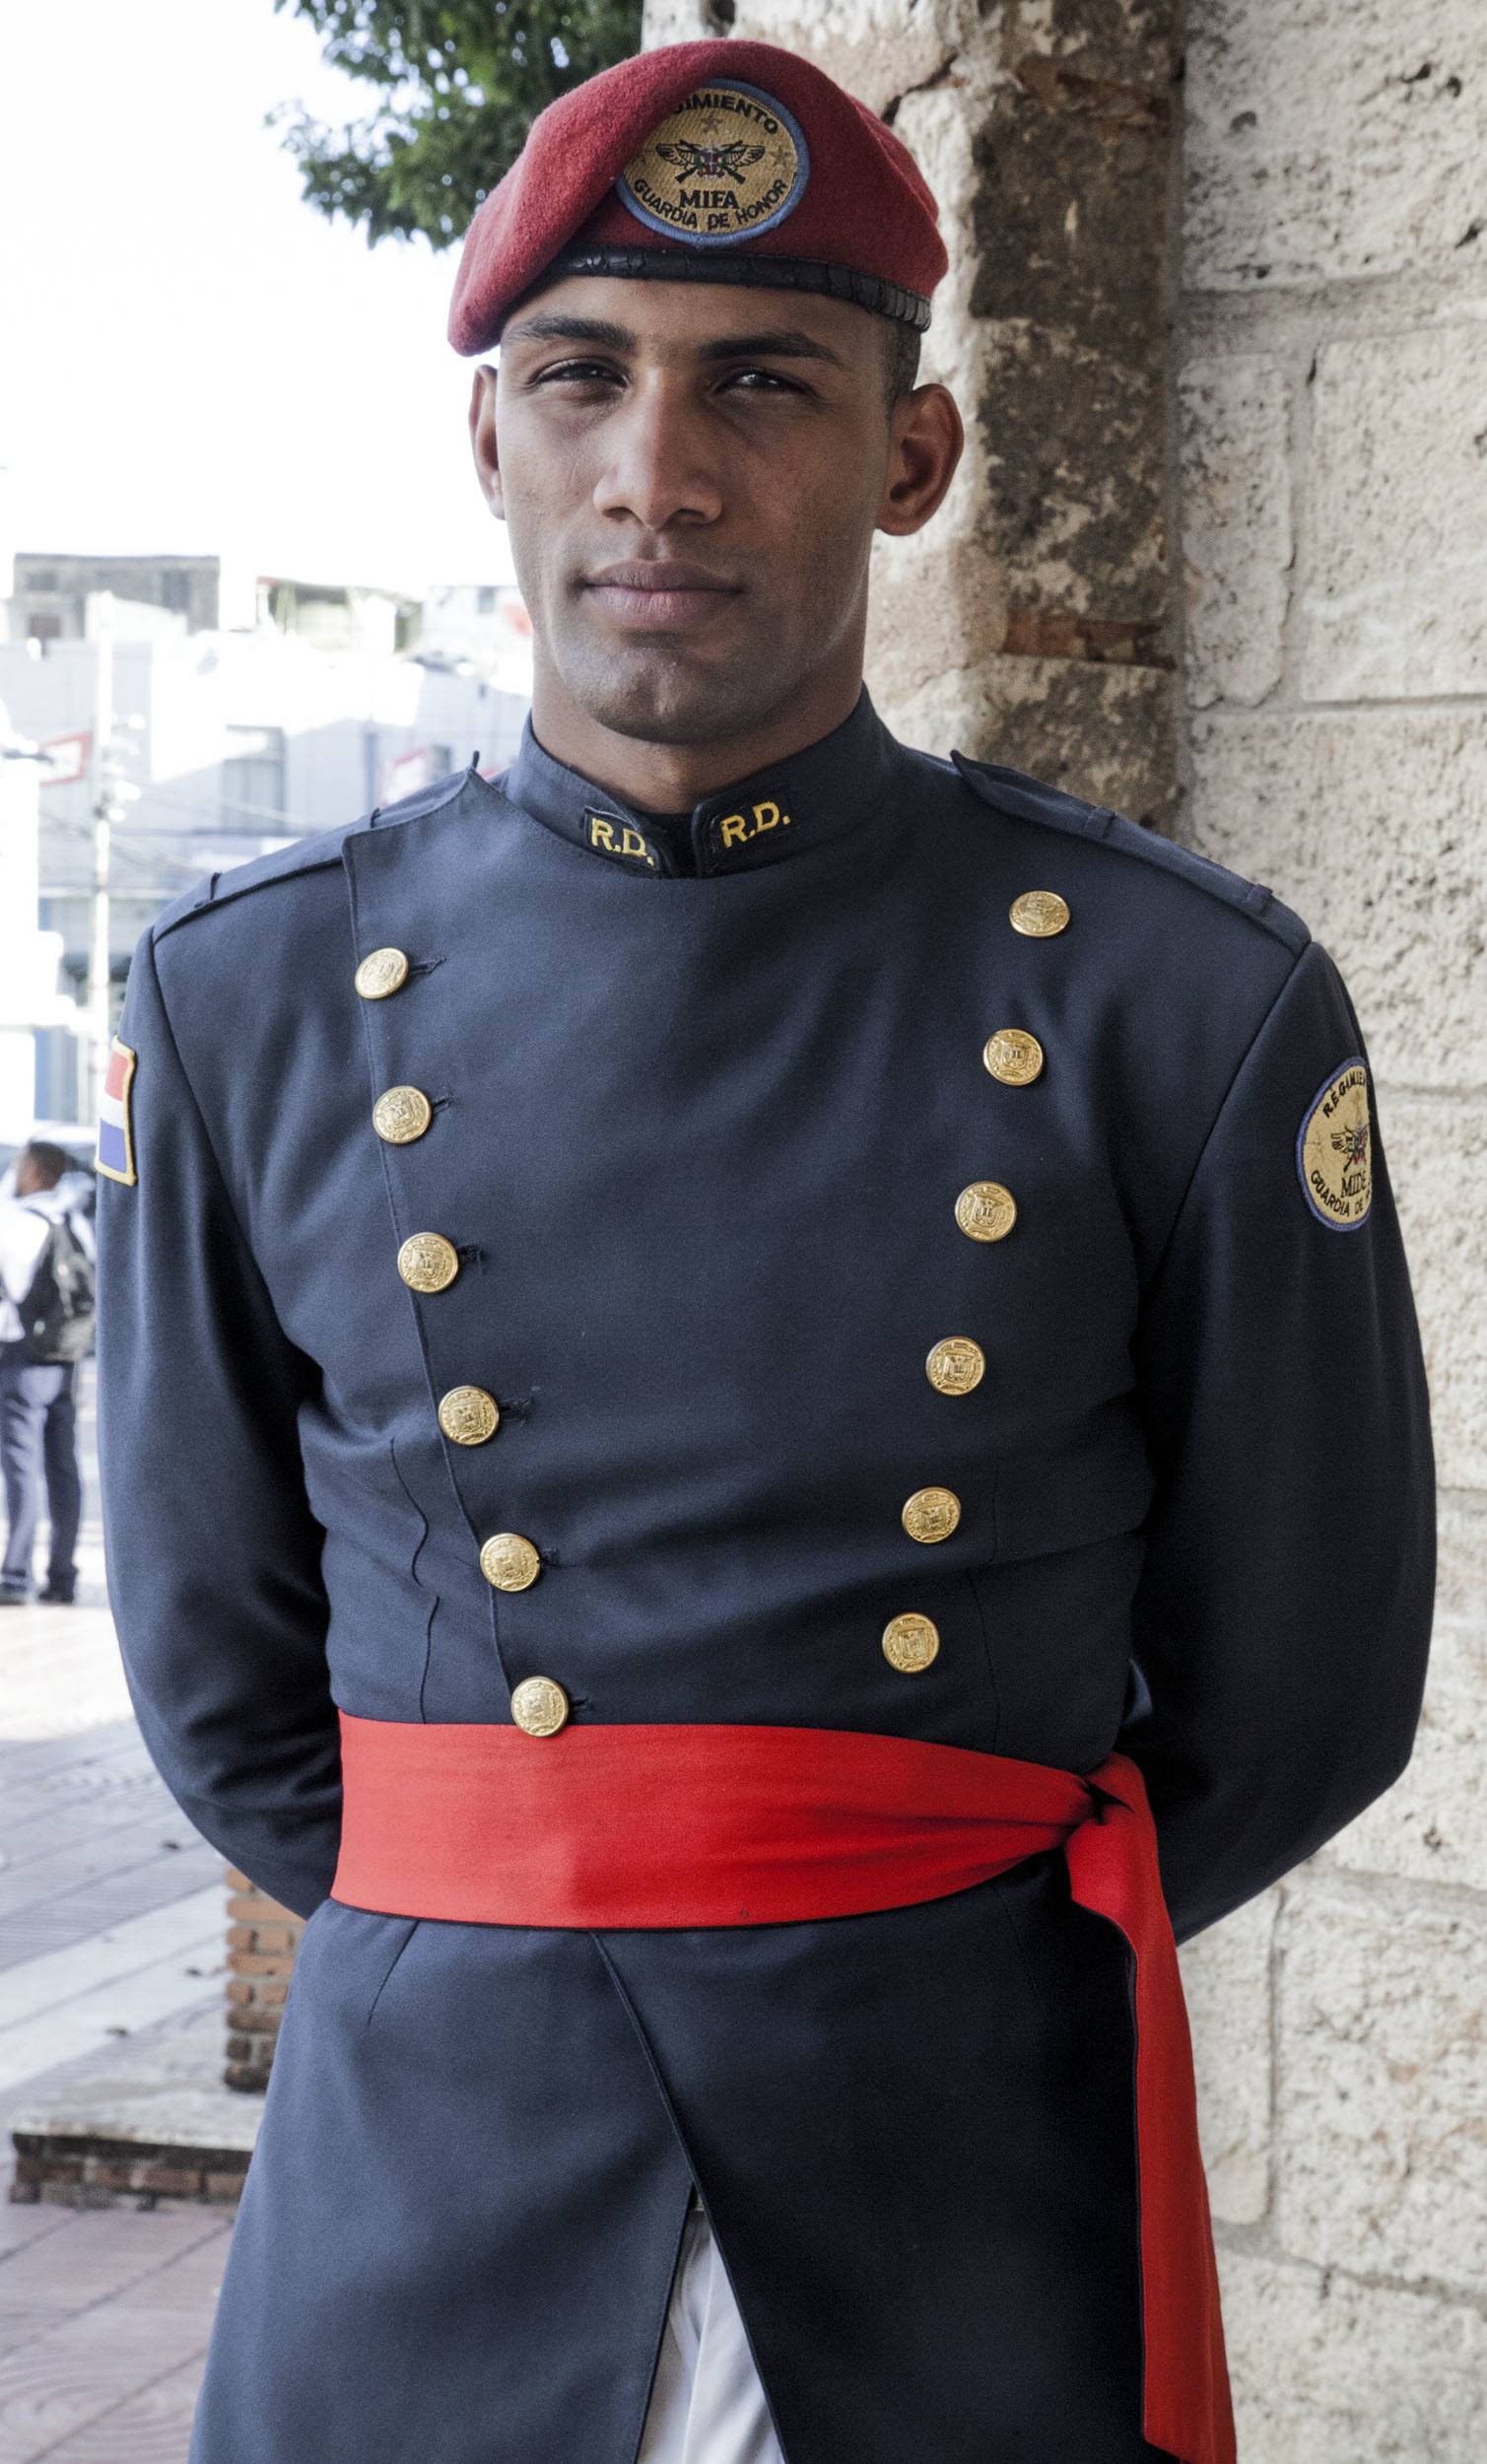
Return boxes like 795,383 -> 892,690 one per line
0,590 -> 528,1126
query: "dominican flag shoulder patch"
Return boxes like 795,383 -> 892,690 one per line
97,1036 -> 138,1186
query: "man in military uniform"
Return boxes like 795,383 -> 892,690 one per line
94,36 -> 1435,2464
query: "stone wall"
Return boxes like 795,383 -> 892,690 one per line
1175,7 -> 1486,2454
641,5 -> 1485,2454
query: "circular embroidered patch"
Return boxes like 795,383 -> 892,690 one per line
617,81 -> 810,248
1297,1057 -> 1373,1230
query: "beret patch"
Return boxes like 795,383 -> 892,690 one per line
616,80 -> 810,249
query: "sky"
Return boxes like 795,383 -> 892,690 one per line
1,0 -> 517,594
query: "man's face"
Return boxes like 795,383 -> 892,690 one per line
470,274 -> 946,748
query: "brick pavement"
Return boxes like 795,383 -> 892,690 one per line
0,1360 -> 232,2461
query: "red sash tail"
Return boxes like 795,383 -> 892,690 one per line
1064,1754 -> 1237,2464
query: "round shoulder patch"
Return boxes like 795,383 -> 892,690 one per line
617,81 -> 810,248
1297,1057 -> 1373,1230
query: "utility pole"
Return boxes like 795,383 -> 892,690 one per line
85,594 -> 114,1126
83,593 -> 142,1124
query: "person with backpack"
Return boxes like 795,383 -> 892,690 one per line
0,1136 -> 97,1607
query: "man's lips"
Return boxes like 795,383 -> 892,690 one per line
581,561 -> 743,629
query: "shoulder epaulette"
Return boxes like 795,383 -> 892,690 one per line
949,748 -> 1310,955
150,767 -> 475,943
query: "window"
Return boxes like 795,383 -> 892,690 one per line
429,743 -> 454,777
28,615 -> 62,643
222,724 -> 287,826
476,585 -> 497,616
160,571 -> 192,612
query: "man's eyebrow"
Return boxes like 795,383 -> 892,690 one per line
499,313 -> 638,352
695,327 -> 850,370
497,312 -> 849,370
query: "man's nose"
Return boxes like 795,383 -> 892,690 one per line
590,385 -> 725,529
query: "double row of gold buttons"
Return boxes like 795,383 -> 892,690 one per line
358,884 -> 1068,1727
356,942 -> 568,1739
881,886 -> 1069,1678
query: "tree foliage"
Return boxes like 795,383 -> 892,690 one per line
271,1 -> 645,247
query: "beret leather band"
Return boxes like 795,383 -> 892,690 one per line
538,241 -> 934,332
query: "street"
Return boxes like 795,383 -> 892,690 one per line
0,1359 -> 231,2461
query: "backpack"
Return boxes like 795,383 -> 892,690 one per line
17,1209 -> 97,1365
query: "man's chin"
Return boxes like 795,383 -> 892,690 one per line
555,642 -> 781,747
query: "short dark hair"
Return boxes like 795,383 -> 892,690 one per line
879,317 -> 922,413
21,1140 -> 69,1188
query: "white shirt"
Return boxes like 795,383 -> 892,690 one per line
636,2191 -> 787,2464
0,1182 -> 96,1345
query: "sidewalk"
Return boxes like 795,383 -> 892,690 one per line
0,1359 -> 234,2461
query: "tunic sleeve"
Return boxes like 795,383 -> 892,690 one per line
95,924 -> 342,1920
1121,935 -> 1436,1945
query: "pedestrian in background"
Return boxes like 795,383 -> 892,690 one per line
0,1137 -> 97,1607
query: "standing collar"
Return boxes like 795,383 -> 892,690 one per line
494,683 -> 897,878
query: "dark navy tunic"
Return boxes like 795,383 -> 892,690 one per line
94,683 -> 1434,2464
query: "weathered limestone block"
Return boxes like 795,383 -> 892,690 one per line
1216,2247 -> 1487,2464
867,83 -> 1010,722
1329,1622 -> 1485,1892
973,321 -> 1168,628
1180,1886 -> 1276,2224
642,0 -> 971,104
968,60 -> 1174,629
1302,327 -> 1487,703
1327,1483 -> 1483,1906
1178,356 -> 1291,708
1436,1487 -> 1487,1627
1183,710 -> 1487,1092
1274,1876 -> 1487,2294
991,0 -> 1179,89
1386,1094 -> 1487,1496
891,650 -> 1173,821
644,2 -> 1177,99
1185,0 -> 1487,292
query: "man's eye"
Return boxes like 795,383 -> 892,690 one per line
535,361 -> 617,384
722,370 -> 804,393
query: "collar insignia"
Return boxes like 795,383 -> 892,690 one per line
584,811 -> 659,869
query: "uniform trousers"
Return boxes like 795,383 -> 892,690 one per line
0,1342 -> 81,1600
637,2187 -> 787,2464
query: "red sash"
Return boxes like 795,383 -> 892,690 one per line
331,1711 -> 1235,2464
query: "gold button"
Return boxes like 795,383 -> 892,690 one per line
510,1676 -> 570,1737
355,947 -> 410,998
1009,890 -> 1069,938
902,1486 -> 962,1543
397,1232 -> 459,1292
982,1028 -> 1045,1086
439,1385 -> 501,1446
882,1613 -> 940,1674
480,1531 -> 542,1592
926,1337 -> 985,1396
373,1085 -> 434,1144
955,1181 -> 1018,1242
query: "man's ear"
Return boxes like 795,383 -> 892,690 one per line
469,364 -> 504,518
875,381 -> 964,540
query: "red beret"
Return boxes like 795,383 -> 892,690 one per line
447,37 -> 949,357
